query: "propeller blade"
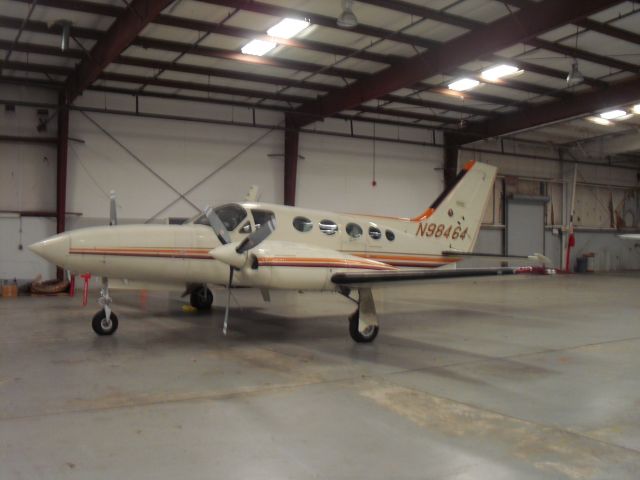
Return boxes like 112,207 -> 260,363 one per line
223,267 -> 233,335
205,206 -> 231,245
236,218 -> 276,254
109,190 -> 117,226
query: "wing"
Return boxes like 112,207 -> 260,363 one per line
332,266 -> 544,287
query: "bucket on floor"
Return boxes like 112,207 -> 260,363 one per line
2,284 -> 18,298
584,252 -> 595,272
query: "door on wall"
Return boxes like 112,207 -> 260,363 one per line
506,197 -> 546,256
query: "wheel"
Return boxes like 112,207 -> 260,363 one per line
190,287 -> 213,310
92,310 -> 119,336
348,310 -> 379,343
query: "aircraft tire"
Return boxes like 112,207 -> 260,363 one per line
190,287 -> 214,310
92,310 -> 119,336
348,310 -> 379,343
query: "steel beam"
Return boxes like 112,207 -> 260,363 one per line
527,38 -> 640,74
454,75 -> 640,143
284,115 -> 299,206
56,91 -> 69,280
0,135 -> 57,144
3,60 -> 467,125
290,0 -> 621,127
65,0 -> 174,101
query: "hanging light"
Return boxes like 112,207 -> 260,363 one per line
337,0 -> 358,28
566,26 -> 584,86
566,60 -> 584,86
55,20 -> 72,52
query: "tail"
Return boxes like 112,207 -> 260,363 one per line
413,160 -> 497,253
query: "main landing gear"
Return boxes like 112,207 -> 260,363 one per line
190,285 -> 214,310
93,277 -> 119,336
341,287 -> 380,343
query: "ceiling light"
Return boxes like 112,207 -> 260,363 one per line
600,109 -> 627,120
267,18 -> 310,39
448,78 -> 480,92
337,0 -> 358,28
566,60 -> 584,86
241,39 -> 277,56
481,64 -> 521,81
632,104 -> 640,114
586,116 -> 612,126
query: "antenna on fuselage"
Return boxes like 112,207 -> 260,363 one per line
244,185 -> 261,202
109,190 -> 117,226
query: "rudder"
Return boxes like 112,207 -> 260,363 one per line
413,160 -> 497,253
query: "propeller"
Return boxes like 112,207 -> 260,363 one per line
204,207 -> 275,335
204,206 -> 231,245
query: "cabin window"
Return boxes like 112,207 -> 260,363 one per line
251,209 -> 275,230
319,219 -> 338,235
385,229 -> 395,241
346,223 -> 363,238
194,203 -> 247,231
369,226 -> 382,240
293,216 -> 313,232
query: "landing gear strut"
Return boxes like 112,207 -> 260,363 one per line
190,286 -> 214,310
93,277 -> 118,336
341,287 -> 380,343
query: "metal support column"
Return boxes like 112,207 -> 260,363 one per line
443,132 -> 459,189
56,91 -> 69,280
284,114 -> 299,206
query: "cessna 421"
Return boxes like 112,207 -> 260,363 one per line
30,160 -> 550,343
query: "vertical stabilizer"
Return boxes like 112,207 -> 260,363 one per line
413,161 -> 497,253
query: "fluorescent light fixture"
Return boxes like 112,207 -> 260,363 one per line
481,64 -> 521,81
599,109 -> 627,120
633,104 -> 640,114
241,39 -> 276,56
448,78 -> 480,92
586,116 -> 612,126
267,18 -> 310,39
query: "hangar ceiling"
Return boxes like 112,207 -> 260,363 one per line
1,0 -> 640,156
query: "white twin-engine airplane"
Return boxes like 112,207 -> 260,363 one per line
30,160 -> 549,343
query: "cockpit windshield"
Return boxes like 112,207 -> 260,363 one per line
191,203 -> 248,231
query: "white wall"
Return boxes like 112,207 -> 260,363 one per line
0,85 -> 58,280
297,131 -> 442,217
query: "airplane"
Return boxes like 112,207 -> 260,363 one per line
29,160 -> 551,343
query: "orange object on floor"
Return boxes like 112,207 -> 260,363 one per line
2,284 -> 18,298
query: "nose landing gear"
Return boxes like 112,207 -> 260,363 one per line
92,277 -> 118,336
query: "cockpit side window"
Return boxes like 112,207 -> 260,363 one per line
194,214 -> 210,226
252,209 -> 275,230
239,221 -> 252,234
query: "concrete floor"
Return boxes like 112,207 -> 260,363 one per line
1,272 -> 640,479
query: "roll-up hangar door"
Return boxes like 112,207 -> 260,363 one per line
506,195 -> 548,257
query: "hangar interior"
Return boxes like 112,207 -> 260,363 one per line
1,0 -> 640,478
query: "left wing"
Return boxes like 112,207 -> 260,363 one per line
331,266 -> 544,287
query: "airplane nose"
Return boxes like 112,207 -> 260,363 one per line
29,233 -> 70,266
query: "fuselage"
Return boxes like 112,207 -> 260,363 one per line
30,161 -> 496,292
